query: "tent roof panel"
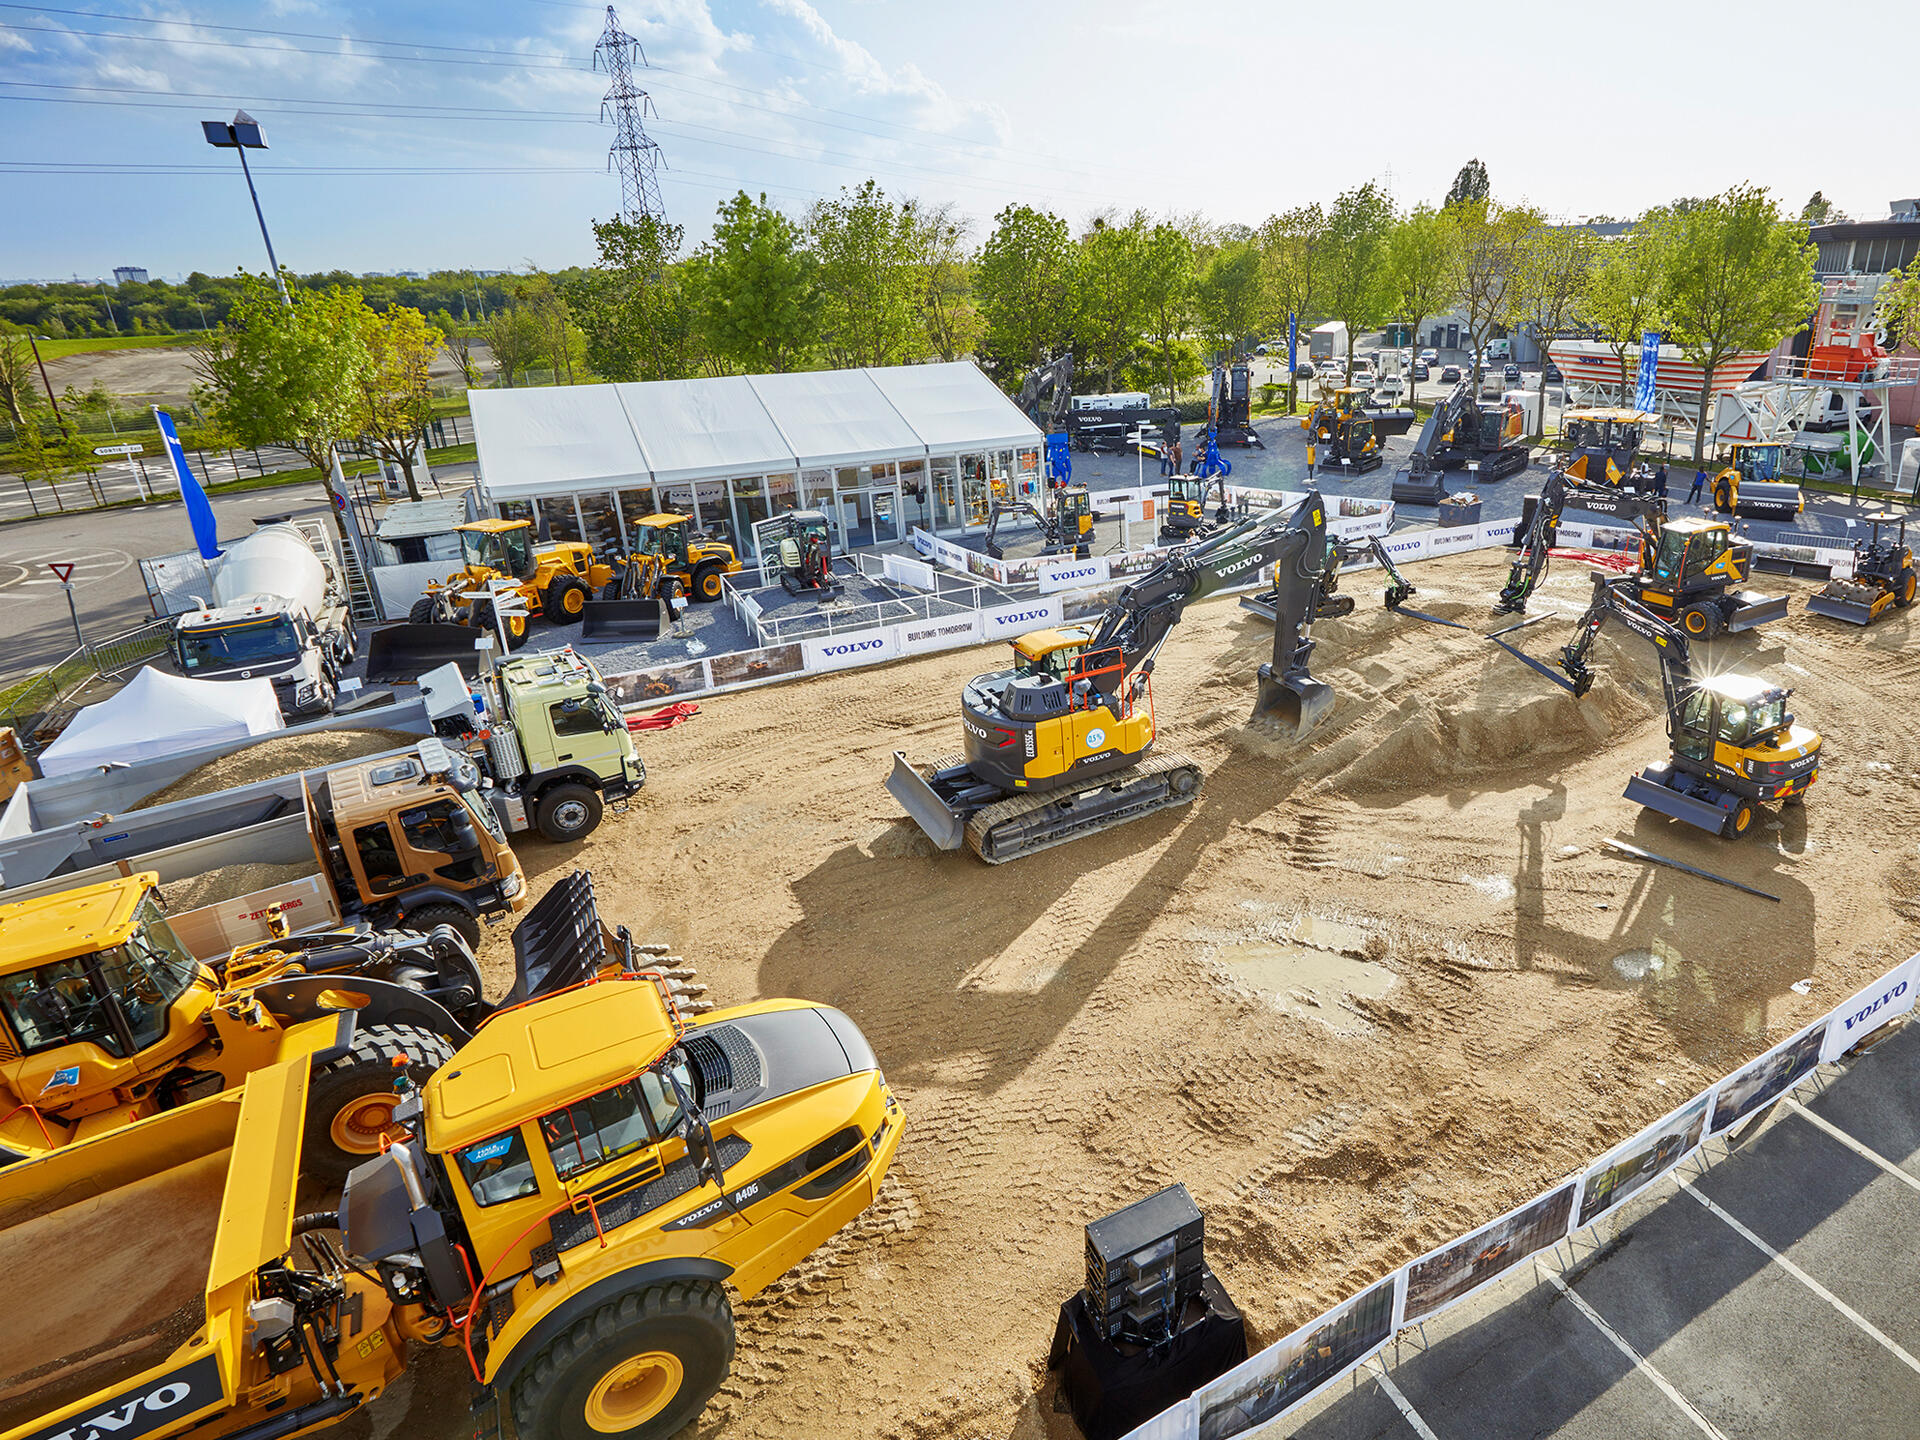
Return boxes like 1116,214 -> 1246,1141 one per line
613,376 -> 793,484
863,361 -> 1044,453
748,370 -> 925,469
470,385 -> 650,499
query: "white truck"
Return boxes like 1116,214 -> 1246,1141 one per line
1309,321 -> 1351,364
172,520 -> 356,718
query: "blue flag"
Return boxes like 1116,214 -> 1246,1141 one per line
153,407 -> 222,560
1287,313 -> 1298,377
1634,332 -> 1661,413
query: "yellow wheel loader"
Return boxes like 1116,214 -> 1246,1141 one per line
0,884 -> 902,1440
887,494 -> 1340,862
409,519 -> 616,647
611,513 -> 742,604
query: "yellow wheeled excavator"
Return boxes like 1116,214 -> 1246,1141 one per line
886,494 -> 1338,863
1495,571 -> 1821,838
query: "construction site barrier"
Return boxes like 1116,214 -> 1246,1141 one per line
1122,949 -> 1920,1440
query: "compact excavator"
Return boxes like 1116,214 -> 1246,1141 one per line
886,495 -> 1338,863
1494,468 -> 1787,636
1496,571 -> 1821,838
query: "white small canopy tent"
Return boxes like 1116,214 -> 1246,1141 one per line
37,668 -> 284,777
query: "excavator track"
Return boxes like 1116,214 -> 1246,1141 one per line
962,752 -> 1203,864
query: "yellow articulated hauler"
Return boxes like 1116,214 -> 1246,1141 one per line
0,887 -> 902,1440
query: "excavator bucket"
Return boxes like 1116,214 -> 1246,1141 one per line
1252,662 -> 1336,735
580,596 -> 665,641
884,752 -> 967,851
363,622 -> 484,684
1805,581 -> 1883,626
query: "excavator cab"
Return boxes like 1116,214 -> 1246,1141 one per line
456,519 -> 536,582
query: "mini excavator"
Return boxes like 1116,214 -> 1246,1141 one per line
887,495 -> 1339,863
1495,468 -> 1787,637
1161,472 -> 1232,543
1494,571 -> 1820,838
984,485 -> 1094,559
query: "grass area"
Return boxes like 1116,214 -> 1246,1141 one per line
0,652 -> 92,714
29,333 -> 195,359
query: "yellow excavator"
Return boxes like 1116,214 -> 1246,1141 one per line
1496,571 -> 1821,838
1559,407 -> 1659,488
887,494 -> 1338,862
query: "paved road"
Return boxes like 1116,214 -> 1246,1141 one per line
1279,1018 -> 1920,1439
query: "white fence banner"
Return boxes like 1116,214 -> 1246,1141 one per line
1554,522 -> 1594,547
802,627 -> 900,673
894,612 -> 983,656
1478,518 -> 1519,547
911,526 -> 1004,584
1823,952 -> 1920,1061
1380,531 -> 1429,566
1425,525 -> 1481,558
1036,555 -> 1110,593
367,559 -> 450,619
980,596 -> 1062,639
883,554 -> 938,592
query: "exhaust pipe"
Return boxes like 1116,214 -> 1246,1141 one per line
1252,662 -> 1335,736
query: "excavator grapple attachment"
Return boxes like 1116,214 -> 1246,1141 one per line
1252,663 -> 1335,735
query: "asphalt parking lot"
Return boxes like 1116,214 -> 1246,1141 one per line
1276,1018 -> 1920,1440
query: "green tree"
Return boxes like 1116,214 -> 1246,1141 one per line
1871,264 -> 1920,351
355,304 -> 444,501
1444,198 -> 1536,388
807,181 -> 920,369
1659,185 -> 1820,459
519,275 -> 584,386
1318,182 -> 1397,384
432,309 -> 485,388
1446,159 -> 1490,208
1257,204 -> 1327,412
1385,204 -> 1456,404
1137,223 -> 1196,404
1583,215 -> 1671,395
1800,191 -> 1849,225
0,328 -> 34,428
699,191 -> 819,374
568,214 -> 705,383
485,304 -> 544,388
1511,223 -> 1592,434
975,203 -> 1076,383
198,274 -> 367,474
1075,212 -> 1153,391
1192,240 -> 1263,362
902,199 -> 981,363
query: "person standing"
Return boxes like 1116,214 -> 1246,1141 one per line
1654,461 -> 1668,499
1688,465 -> 1707,505
1171,437 -> 1184,474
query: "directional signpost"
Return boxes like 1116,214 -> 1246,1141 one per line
92,441 -> 149,500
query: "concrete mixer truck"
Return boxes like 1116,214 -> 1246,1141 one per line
171,520 -> 356,717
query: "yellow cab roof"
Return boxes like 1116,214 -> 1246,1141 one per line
0,872 -> 159,974
1013,626 -> 1092,660
423,978 -> 681,1154
1664,516 -> 1728,535
633,512 -> 691,529
457,518 -> 531,534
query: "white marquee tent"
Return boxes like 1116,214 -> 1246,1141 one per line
37,668 -> 284,777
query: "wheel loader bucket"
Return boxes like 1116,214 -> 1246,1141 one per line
363,622 -> 484,684
884,752 -> 966,851
1251,662 -> 1336,736
1805,583 -> 1880,626
580,597 -> 665,641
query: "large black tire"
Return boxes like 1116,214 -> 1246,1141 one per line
402,901 -> 482,952
691,563 -> 725,603
1895,568 -> 1916,608
408,597 -> 440,626
535,783 -> 602,843
1679,603 -> 1721,640
546,575 -> 589,624
510,1279 -> 734,1440
472,599 -> 531,650
304,1023 -> 456,1186
1722,798 -> 1756,840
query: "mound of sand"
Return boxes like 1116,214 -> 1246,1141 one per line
162,860 -> 314,913
135,727 -> 418,810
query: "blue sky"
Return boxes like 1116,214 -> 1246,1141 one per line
1,0 -> 1910,281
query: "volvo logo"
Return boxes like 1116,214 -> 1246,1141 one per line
820,637 -> 885,657
1841,980 -> 1909,1034
994,608 -> 1049,626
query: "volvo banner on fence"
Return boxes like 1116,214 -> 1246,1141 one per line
981,596 -> 1063,639
802,627 -> 901,673
1037,555 -> 1110,593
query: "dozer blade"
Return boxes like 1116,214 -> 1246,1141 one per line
1726,590 -> 1789,632
1804,586 -> 1880,626
580,597 -> 665,641
1237,592 -> 1278,621
363,622 -> 484,684
885,751 -> 967,851
1252,662 -> 1336,735
1624,768 -> 1734,837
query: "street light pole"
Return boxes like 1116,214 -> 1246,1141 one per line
201,110 -> 289,308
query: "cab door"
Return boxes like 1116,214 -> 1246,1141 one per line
546,696 -> 626,782
1676,692 -> 1715,764
394,800 -> 490,887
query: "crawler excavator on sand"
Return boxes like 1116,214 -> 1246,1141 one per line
1495,469 -> 1787,637
1390,381 -> 1529,503
887,495 -> 1339,863
1495,571 -> 1821,838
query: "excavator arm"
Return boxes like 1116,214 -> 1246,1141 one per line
1558,573 -> 1696,733
983,497 -> 1057,559
1015,352 -> 1075,433
1495,469 -> 1668,614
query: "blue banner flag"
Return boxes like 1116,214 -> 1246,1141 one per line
1634,331 -> 1661,413
1287,313 -> 1298,377
153,407 -> 222,560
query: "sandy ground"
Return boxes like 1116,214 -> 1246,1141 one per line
135,727 -> 420,808
140,547 -> 1920,1440
42,340 -> 483,407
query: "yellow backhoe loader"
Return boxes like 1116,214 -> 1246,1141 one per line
409,519 -> 615,648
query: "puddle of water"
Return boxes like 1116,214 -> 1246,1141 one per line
1293,913 -> 1375,955
1216,940 -> 1395,1035
1464,872 -> 1516,901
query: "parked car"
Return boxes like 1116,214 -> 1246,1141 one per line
1292,361 -> 1317,380
1254,342 -> 1270,355
1440,365 -> 1462,382
1503,363 -> 1522,383
1420,348 -> 1439,364
1412,363 -> 1430,381
1543,362 -> 1563,383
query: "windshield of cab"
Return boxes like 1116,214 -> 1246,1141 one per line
177,617 -> 302,671
1015,645 -> 1080,681
1653,530 -> 1687,580
0,900 -> 198,1056
1743,446 -> 1782,481
538,1057 -> 692,1182
1747,698 -> 1786,738
462,527 -> 531,577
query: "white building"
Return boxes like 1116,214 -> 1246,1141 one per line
469,362 -> 1045,556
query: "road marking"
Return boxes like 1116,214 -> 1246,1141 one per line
1781,1097 -> 1920,1195
1675,1176 -> 1920,1376
1545,1271 -> 1727,1438
1372,1365 -> 1441,1440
